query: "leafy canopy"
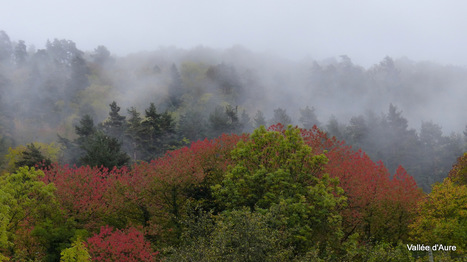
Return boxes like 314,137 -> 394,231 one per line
213,125 -> 346,254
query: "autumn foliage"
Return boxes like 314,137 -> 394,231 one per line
27,125 -> 430,260
269,124 -> 423,243
86,226 -> 158,262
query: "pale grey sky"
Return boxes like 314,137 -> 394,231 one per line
2,0 -> 467,67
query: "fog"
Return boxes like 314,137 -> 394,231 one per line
1,1 -> 467,192
3,1 -> 467,67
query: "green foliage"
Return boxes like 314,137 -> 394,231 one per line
100,101 -> 126,141
4,142 -> 59,173
75,115 -> 96,144
177,110 -> 207,141
80,131 -> 130,169
448,153 -> 467,186
410,178 -> 467,256
32,216 -> 79,262
135,103 -> 177,160
0,167 -> 58,258
14,144 -> 52,170
208,105 -> 242,137
0,189 -> 9,250
60,237 -> 91,262
213,126 -> 346,255
166,207 -> 293,262
360,242 -> 414,262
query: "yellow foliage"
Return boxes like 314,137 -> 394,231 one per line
60,237 -> 91,262
409,178 -> 467,256
4,142 -> 61,173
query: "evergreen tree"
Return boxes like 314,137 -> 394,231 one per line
344,115 -> 368,148
269,108 -> 292,126
75,114 -> 96,146
208,105 -> 242,137
92,45 -> 111,65
80,131 -> 130,169
14,40 -> 27,66
208,106 -> 229,138
240,110 -> 252,133
299,106 -> 320,129
67,55 -> 89,98
325,115 -> 344,138
139,103 -> 176,160
225,105 -> 241,131
59,114 -> 96,165
253,110 -> 266,129
101,101 -> 126,140
15,143 -> 52,170
178,110 -> 207,141
125,107 -> 144,161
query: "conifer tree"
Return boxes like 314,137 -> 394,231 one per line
80,131 -> 130,169
125,107 -> 144,161
15,143 -> 52,170
253,110 -> 266,129
299,106 -> 320,129
269,108 -> 292,126
101,101 -> 126,141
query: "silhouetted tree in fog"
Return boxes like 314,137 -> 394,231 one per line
92,45 -> 111,65
208,105 -> 242,137
101,101 -> 127,141
253,110 -> 266,129
13,40 -> 27,66
178,110 -> 207,141
0,31 -> 12,62
299,106 -> 320,129
167,64 -> 184,108
269,108 -> 292,126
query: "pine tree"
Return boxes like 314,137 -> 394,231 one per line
125,107 -> 144,161
178,110 -> 207,141
75,114 -> 96,146
15,143 -> 52,170
80,131 -> 130,169
253,110 -> 266,129
138,103 -> 176,160
208,105 -> 242,137
299,106 -> 320,129
269,108 -> 292,126
101,101 -> 126,140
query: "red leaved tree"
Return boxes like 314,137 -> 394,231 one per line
269,124 -> 423,243
86,226 -> 158,262
42,164 -> 129,231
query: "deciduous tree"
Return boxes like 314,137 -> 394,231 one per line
213,126 -> 346,254
86,226 -> 158,262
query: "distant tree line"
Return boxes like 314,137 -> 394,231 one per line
0,29 -> 466,192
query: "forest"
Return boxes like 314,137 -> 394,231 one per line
0,30 -> 466,261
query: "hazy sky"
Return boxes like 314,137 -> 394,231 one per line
2,0 -> 467,67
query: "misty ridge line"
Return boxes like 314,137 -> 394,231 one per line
1,30 -> 466,137
0,30 -> 466,192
